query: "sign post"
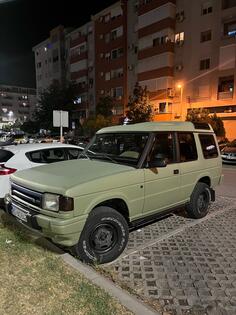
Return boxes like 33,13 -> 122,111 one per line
53,110 -> 69,143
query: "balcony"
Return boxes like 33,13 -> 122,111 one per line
138,0 -> 176,15
138,42 -> 174,60
70,51 -> 88,64
70,35 -> 87,48
218,91 -> 233,99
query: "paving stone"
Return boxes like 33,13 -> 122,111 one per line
102,197 -> 236,315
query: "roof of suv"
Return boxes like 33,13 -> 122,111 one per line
97,121 -> 214,134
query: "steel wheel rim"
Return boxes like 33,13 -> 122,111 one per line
89,223 -> 118,254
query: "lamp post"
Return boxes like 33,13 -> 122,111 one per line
177,83 -> 183,120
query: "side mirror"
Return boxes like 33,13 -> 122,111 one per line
148,158 -> 167,168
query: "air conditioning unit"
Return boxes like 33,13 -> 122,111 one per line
100,53 -> 104,58
99,16 -> 104,22
175,64 -> 183,71
100,34 -> 104,39
101,90 -> 104,94
176,12 -> 185,22
100,72 -> 104,77
167,88 -> 175,97
128,65 -> 134,70
128,43 -> 134,50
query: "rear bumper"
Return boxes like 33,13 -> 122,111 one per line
4,195 -> 87,247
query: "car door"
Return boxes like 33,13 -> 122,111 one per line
177,132 -> 200,201
143,132 -> 182,216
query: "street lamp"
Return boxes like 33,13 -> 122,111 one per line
177,83 -> 183,120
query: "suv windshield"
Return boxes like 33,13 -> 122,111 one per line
82,133 -> 149,166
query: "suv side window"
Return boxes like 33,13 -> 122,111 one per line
199,134 -> 218,159
150,132 -> 175,164
178,133 -> 198,162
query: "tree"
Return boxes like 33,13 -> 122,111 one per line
21,120 -> 39,134
210,113 -> 225,137
96,96 -> 114,117
186,108 -> 225,137
126,83 -> 153,123
83,114 -> 112,137
34,81 -> 80,131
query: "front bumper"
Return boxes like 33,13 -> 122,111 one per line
4,195 -> 87,247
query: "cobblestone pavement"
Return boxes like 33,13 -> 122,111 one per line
102,197 -> 236,315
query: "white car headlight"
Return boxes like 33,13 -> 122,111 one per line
42,193 -> 59,212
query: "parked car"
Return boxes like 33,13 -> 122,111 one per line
4,122 -> 222,264
0,143 -> 84,207
221,139 -> 236,164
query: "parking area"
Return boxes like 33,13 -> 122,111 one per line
101,196 -> 236,315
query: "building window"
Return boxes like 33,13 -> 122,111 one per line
218,76 -> 234,93
37,62 -> 41,68
111,68 -> 123,79
200,30 -> 212,42
112,87 -> 123,98
201,1 -> 213,15
224,20 -> 236,37
111,48 -> 124,59
175,32 -> 184,45
105,33 -> 110,43
110,26 -> 123,41
222,0 -> 236,10
200,58 -> 210,70
159,102 -> 167,113
105,72 -> 111,81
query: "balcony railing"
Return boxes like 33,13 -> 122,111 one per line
217,91 -> 233,100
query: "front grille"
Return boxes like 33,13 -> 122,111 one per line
11,182 -> 42,208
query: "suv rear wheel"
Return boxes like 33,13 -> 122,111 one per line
72,206 -> 129,264
186,182 -> 211,219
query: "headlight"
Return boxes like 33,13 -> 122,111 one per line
42,193 -> 74,212
42,193 -> 59,212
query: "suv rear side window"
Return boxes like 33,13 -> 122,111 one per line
199,134 -> 218,159
0,150 -> 14,162
178,133 -> 198,162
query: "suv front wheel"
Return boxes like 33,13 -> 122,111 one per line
186,182 -> 211,219
72,206 -> 129,264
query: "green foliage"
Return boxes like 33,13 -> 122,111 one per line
186,108 -> 225,137
126,82 -> 153,123
96,96 -> 114,117
83,115 -> 113,137
34,81 -> 80,130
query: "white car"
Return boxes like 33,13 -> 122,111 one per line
0,143 -> 84,206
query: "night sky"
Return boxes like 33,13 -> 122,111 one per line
0,0 -> 116,88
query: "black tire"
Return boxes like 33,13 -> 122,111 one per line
186,182 -> 211,219
72,206 -> 129,264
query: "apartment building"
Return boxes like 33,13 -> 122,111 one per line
66,21 -> 96,121
172,0 -> 236,140
93,1 -> 128,117
0,85 -> 37,128
32,0 -> 236,139
32,25 -> 71,97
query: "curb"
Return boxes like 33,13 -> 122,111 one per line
61,253 -> 160,315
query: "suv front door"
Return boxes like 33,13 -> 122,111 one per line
143,132 -> 182,216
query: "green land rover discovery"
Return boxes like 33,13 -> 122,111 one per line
4,122 -> 222,264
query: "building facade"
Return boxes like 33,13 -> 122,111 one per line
32,0 -> 236,140
66,21 -> 96,120
0,85 -> 37,128
32,25 -> 71,97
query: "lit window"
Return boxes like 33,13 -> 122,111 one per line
175,32 -> 184,43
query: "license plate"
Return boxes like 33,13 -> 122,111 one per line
11,206 -> 29,222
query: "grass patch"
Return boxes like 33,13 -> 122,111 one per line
0,211 -> 133,315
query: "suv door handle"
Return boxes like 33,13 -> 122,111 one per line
173,169 -> 179,174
